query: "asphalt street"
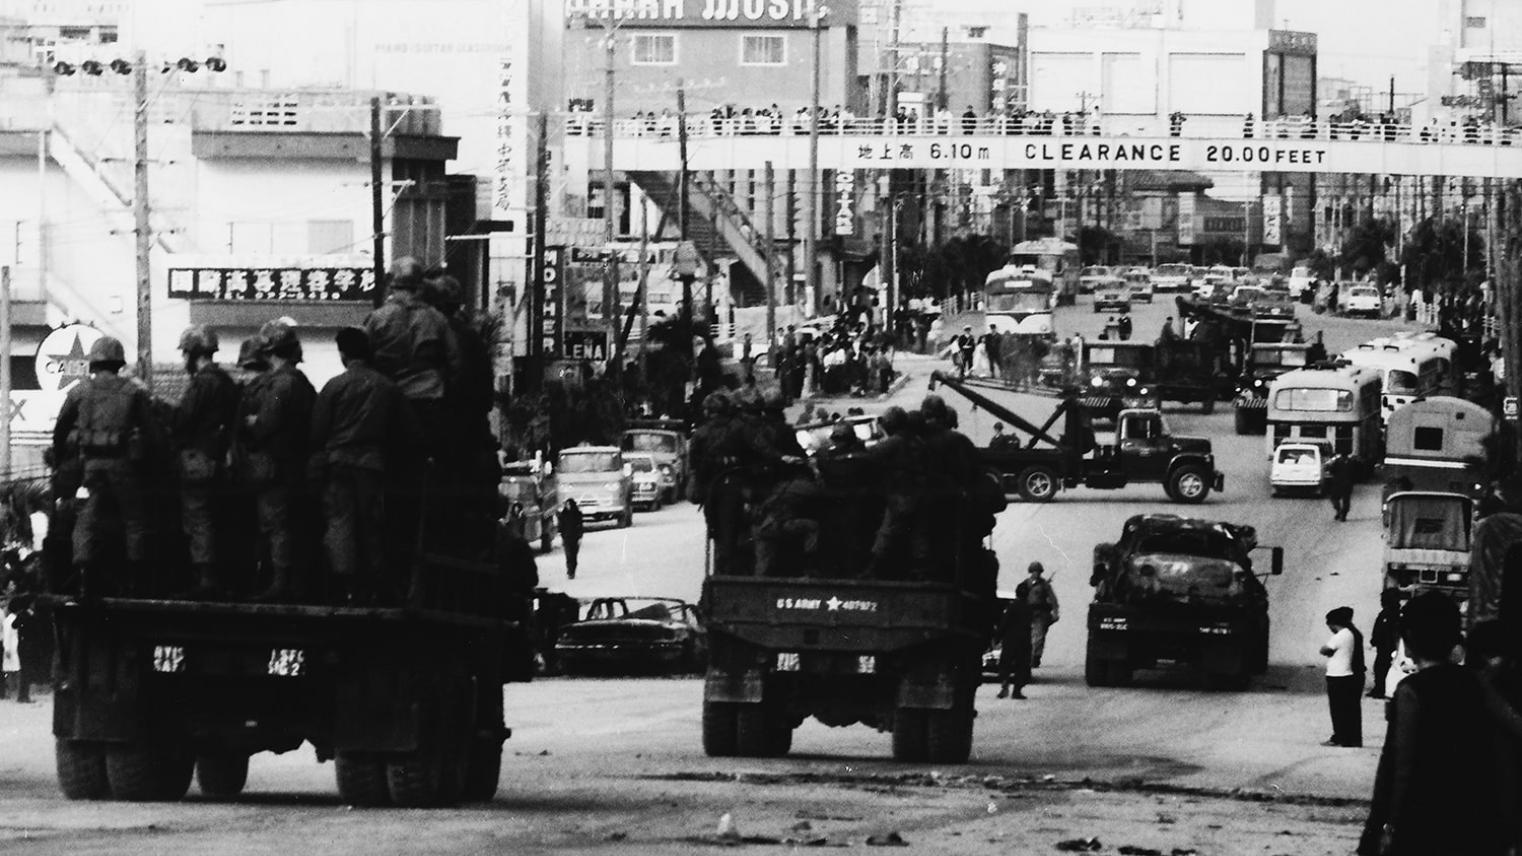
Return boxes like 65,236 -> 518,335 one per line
0,294 -> 1414,855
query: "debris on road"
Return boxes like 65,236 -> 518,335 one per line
865,831 -> 908,847
717,812 -> 740,840
1056,837 -> 1103,851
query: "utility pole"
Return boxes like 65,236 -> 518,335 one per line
763,161 -> 776,342
936,26 -> 949,110
603,27 -> 620,360
529,110 -> 550,391
676,82 -> 690,240
370,97 -> 386,308
0,266 -> 10,479
804,6 -> 823,315
885,0 -> 902,120
133,50 -> 152,388
1388,76 -> 1395,114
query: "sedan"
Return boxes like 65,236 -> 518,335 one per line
555,597 -> 707,676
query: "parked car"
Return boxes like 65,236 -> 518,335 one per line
1340,283 -> 1384,318
1151,263 -> 1192,293
1288,265 -> 1316,300
555,596 -> 707,676
620,424 -> 688,504
626,453 -> 664,511
1270,440 -> 1333,496
557,445 -> 634,528
1079,265 -> 1114,295
500,456 -> 559,552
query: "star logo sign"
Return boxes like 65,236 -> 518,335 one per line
46,334 -> 92,390
825,596 -> 842,611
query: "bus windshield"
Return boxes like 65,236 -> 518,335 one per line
987,292 -> 1050,314
1008,253 -> 1059,272
1386,369 -> 1419,396
1087,346 -> 1150,369
559,452 -> 620,473
1273,388 -> 1353,412
1387,495 -> 1472,551
1253,348 -> 1308,368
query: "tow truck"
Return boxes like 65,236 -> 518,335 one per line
930,371 -> 1223,503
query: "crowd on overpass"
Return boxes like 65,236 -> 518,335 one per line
579,102 -> 1522,147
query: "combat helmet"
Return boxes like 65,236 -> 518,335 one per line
426,274 -> 463,312
177,324 -> 219,356
86,336 -> 127,369
236,336 -> 268,371
878,405 -> 909,434
761,385 -> 789,412
258,319 -> 303,362
734,387 -> 765,414
702,389 -> 733,416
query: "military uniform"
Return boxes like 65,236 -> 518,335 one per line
244,323 -> 317,600
310,349 -> 421,602
863,409 -> 930,579
50,338 -> 157,595
173,327 -> 239,591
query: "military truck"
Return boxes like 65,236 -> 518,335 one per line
932,372 -> 1224,504
1085,514 -> 1282,689
1232,341 -> 1313,435
1075,340 -> 1227,418
700,459 -> 1002,763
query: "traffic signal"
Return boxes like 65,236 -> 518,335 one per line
109,59 -> 131,75
176,57 -> 200,72
80,60 -> 103,75
52,61 -> 75,75
205,57 -> 227,72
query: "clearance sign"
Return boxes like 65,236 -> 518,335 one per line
837,138 -> 1332,170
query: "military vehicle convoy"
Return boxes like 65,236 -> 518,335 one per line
1085,514 -> 1282,689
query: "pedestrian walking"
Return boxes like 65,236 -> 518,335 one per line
1025,562 -> 1059,668
996,588 -> 1033,699
558,499 -> 585,580
0,607 -> 17,700
1320,606 -> 1366,747
1116,314 -> 1132,341
1359,592 -> 1508,855
1369,589 -> 1401,699
1326,453 -> 1354,521
955,326 -> 976,378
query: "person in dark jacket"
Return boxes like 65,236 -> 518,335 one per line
557,499 -> 585,580
310,327 -> 421,604
1359,592 -> 1507,855
172,325 -> 239,598
1369,589 -> 1402,698
997,587 -> 1034,699
245,321 -> 317,602
1326,453 -> 1354,521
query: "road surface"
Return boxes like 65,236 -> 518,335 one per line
0,294 -> 1411,855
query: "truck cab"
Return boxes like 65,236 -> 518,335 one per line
1382,490 -> 1474,601
500,455 -> 559,551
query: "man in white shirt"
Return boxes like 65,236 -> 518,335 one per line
1318,606 -> 1366,747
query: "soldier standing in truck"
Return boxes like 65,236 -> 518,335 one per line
244,321 -> 317,602
172,325 -> 239,599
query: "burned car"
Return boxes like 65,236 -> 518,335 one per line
555,597 -> 707,676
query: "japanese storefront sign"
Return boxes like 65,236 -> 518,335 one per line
167,267 -> 377,302
493,58 -> 518,218
833,169 -> 856,236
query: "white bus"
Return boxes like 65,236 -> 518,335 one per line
1266,364 -> 1383,473
1006,239 -> 1080,307
1339,333 -> 1458,423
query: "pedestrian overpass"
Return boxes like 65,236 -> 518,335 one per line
597,129 -> 1522,178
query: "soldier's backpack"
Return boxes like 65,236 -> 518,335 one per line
70,377 -> 139,456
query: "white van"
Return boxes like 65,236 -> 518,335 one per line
1270,440 -> 1332,496
1288,265 -> 1315,299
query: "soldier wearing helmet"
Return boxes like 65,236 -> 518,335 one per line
171,325 -> 239,598
363,257 -> 461,444
919,393 -> 988,577
241,320 -> 316,602
51,336 -> 158,598
424,269 -> 496,552
860,405 -> 929,579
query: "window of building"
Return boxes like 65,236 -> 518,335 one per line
58,26 -> 92,40
631,34 -> 676,65
740,34 -> 786,66
99,27 -> 119,44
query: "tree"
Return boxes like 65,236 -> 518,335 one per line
1337,217 -> 1395,279
1401,216 -> 1485,294
1077,225 -> 1121,264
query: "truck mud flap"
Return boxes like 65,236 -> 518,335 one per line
54,624 -> 146,744
334,661 -> 421,753
704,669 -> 765,704
1200,644 -> 1247,674
1213,472 -> 1225,492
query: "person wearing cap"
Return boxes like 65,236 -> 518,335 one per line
424,270 -> 496,553
51,337 -> 159,598
310,327 -> 422,604
955,326 -> 976,378
1025,562 -> 1059,668
172,325 -> 239,599
243,321 -> 316,602
1319,605 -> 1366,747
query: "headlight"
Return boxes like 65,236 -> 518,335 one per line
1253,379 -> 1264,387
1138,387 -> 1150,396
659,464 -> 672,473
1090,376 -> 1103,388
1125,377 -> 1136,388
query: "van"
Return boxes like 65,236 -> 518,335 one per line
1270,440 -> 1332,496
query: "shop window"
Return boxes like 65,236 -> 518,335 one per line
631,34 -> 676,65
741,35 -> 785,66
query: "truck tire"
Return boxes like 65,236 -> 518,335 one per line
56,740 -> 109,800
1167,465 -> 1210,504
539,522 -> 552,553
195,752 -> 249,799
106,743 -> 193,802
1233,407 -> 1251,435
335,751 -> 390,807
1201,397 -> 1215,415
619,507 -> 633,528
735,705 -> 787,757
1017,466 -> 1058,502
925,706 -> 974,764
1106,660 -> 1132,686
701,700 -> 739,757
1084,651 -> 1111,687
891,709 -> 928,762
386,753 -> 446,807
461,739 -> 502,803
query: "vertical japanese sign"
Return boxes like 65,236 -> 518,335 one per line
834,169 -> 856,236
543,246 -> 565,357
1262,196 -> 1283,247
493,58 -> 519,218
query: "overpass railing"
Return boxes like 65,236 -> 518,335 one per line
575,114 -> 1522,148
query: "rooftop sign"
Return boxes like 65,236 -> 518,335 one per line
567,0 -> 850,28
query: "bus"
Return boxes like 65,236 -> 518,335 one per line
1005,238 -> 1080,307
1266,364 -> 1383,474
1339,333 -> 1459,423
983,264 -> 1057,339
1381,395 -> 1495,499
